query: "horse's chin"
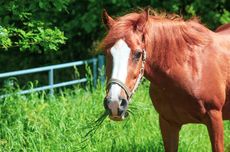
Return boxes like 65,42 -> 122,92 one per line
109,111 -> 129,121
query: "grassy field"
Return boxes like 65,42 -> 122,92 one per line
0,81 -> 229,152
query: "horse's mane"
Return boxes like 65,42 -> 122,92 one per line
102,9 -> 211,69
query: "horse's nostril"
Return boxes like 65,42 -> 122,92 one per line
103,97 -> 110,110
118,108 -> 123,116
120,98 -> 128,108
104,96 -> 128,118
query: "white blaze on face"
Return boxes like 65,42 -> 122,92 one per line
109,39 -> 131,102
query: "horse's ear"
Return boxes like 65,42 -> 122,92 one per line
135,8 -> 150,32
144,7 -> 150,21
102,9 -> 115,29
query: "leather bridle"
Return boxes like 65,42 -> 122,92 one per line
106,49 -> 146,100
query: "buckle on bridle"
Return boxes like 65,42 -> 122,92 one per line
142,49 -> 146,61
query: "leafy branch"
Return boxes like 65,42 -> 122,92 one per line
0,22 -> 66,52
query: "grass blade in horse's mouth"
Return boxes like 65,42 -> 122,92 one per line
76,110 -> 109,150
78,110 -> 109,149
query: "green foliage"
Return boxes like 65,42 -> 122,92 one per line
6,24 -> 66,52
0,0 -> 67,52
0,26 -> 12,49
220,9 -> 230,24
0,0 -> 229,54
0,82 -> 230,151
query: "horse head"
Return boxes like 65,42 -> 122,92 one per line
102,10 -> 148,121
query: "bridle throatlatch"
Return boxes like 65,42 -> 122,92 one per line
107,49 -> 146,100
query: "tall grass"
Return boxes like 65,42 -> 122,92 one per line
0,81 -> 229,152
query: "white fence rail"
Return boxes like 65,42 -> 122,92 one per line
0,55 -> 105,97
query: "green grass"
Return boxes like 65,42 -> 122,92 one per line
0,82 -> 229,152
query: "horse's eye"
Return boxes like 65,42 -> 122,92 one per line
133,50 -> 142,60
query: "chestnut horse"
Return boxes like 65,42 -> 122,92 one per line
102,9 -> 230,152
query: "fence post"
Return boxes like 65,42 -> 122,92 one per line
48,69 -> 54,95
93,58 -> 97,88
98,55 -> 105,85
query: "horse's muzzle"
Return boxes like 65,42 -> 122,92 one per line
104,96 -> 129,121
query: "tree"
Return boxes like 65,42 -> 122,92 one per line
0,0 -> 229,73
0,0 -> 67,52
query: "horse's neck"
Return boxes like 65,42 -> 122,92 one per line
144,50 -> 203,96
145,20 -> 210,71
144,21 -> 211,89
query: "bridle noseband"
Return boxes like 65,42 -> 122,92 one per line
106,49 -> 146,100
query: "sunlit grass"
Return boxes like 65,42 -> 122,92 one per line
0,81 -> 229,152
